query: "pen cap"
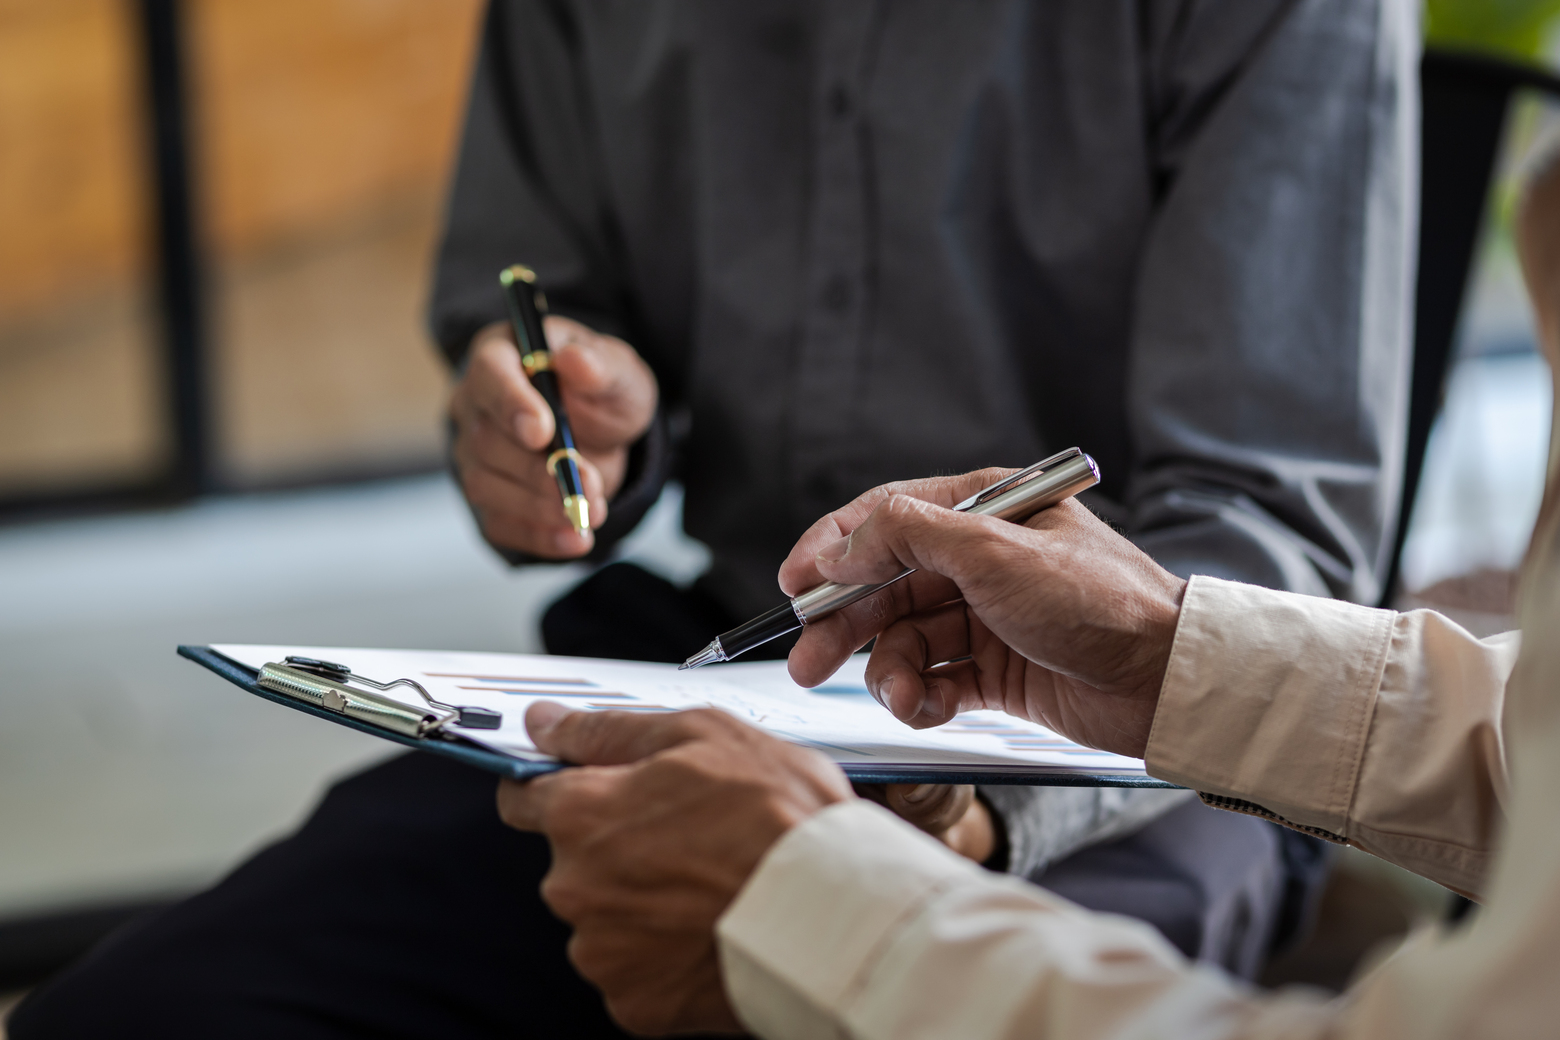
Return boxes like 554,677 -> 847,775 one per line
961,448 -> 1099,524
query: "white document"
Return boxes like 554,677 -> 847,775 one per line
211,644 -> 1148,780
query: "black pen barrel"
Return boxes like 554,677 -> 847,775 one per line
714,602 -> 803,661
501,264 -> 590,531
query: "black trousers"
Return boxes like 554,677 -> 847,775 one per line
12,564 -> 1328,1038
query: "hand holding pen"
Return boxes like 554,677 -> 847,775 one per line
446,268 -> 657,558
779,462 -> 1184,753
683,450 -> 1099,669
500,265 -> 592,534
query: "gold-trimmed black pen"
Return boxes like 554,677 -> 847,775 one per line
500,264 -> 590,534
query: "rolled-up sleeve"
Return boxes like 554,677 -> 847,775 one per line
1148,576 -> 1517,897
719,801 -> 1334,1040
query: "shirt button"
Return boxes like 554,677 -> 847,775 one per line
821,275 -> 852,311
827,83 -> 851,118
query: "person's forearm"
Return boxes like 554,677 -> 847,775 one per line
718,801 -> 1339,1040
717,790 -> 1547,1040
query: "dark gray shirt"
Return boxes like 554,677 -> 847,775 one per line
430,0 -> 1416,878
432,0 -> 1414,622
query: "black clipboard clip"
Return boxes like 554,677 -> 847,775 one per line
256,655 -> 503,738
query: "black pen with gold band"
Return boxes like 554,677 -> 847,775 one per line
500,264 -> 590,535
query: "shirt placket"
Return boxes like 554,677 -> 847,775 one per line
788,3 -> 878,515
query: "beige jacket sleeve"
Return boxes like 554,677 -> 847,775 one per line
1148,577 -> 1517,898
716,575 -> 1530,1040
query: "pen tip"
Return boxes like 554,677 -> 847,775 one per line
562,496 -> 590,535
680,641 -> 725,670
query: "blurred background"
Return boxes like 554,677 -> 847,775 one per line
1,0 -> 1558,1022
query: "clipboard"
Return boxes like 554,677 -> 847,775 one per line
179,645 -> 1177,788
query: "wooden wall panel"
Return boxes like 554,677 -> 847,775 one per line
0,0 -> 149,322
189,0 -> 484,259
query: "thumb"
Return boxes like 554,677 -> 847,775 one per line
525,702 -> 703,765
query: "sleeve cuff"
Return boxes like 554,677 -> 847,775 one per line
1146,575 -> 1396,839
718,800 -> 1201,1040
717,801 -> 983,1038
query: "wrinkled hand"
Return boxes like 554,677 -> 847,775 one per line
852,783 -> 994,862
498,702 -> 852,1036
779,471 -> 1187,759
450,317 -> 657,559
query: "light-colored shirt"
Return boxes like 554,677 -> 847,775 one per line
715,475 -> 1560,1038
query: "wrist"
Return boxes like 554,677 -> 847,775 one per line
1119,572 -> 1186,758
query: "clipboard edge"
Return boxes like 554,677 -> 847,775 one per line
177,645 -> 1179,789
178,644 -> 561,782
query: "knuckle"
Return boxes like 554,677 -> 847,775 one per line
878,493 -> 926,525
564,931 -> 614,987
680,707 -> 744,739
494,784 -> 530,828
564,710 -> 627,761
609,995 -> 676,1037
539,871 -> 592,921
604,996 -> 655,1036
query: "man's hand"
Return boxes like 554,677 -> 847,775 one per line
498,702 -> 852,1036
450,317 -> 657,559
780,473 -> 1187,759
853,783 -> 995,863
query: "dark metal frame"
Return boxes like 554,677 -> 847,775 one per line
139,0 -> 209,500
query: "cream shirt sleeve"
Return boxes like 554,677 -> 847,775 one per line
1148,577 -> 1518,897
716,575 -> 1527,1040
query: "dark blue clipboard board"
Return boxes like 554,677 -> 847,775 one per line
179,645 -> 1177,788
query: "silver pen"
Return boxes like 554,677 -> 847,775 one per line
680,447 -> 1100,669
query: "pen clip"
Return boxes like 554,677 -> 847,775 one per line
953,447 -> 1083,512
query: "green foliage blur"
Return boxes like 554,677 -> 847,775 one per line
1426,0 -> 1560,60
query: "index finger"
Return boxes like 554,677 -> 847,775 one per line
464,326 -> 556,450
496,772 -> 561,832
777,467 -> 1018,597
496,763 -> 621,833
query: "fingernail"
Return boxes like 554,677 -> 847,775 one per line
816,535 -> 851,563
526,701 -> 573,742
888,681 -> 923,723
901,784 -> 937,804
871,675 -> 894,710
924,679 -> 952,721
